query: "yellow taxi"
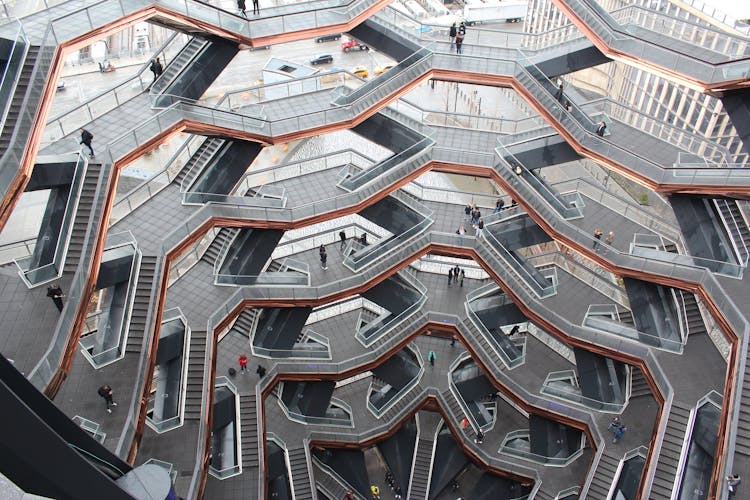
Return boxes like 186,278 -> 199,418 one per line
374,64 -> 394,76
351,65 -> 369,78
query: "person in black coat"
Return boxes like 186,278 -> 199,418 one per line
449,23 -> 457,45
47,283 -> 64,312
596,121 -> 607,137
237,0 -> 247,17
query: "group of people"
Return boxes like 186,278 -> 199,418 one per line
447,265 -> 465,287
237,353 -> 266,377
236,0 -> 260,17
592,228 -> 615,252
464,203 -> 485,237
448,21 -> 467,54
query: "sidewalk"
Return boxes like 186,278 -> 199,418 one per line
60,54 -> 150,78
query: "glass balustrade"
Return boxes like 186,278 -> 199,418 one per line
0,20 -> 26,133
500,429 -> 585,466
541,370 -> 626,413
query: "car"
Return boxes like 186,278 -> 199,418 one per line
374,64 -> 394,76
310,54 -> 333,65
340,39 -> 369,52
351,65 -> 369,78
315,33 -> 341,43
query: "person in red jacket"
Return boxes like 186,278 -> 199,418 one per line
238,354 -> 248,374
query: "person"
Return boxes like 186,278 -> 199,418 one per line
339,230 -> 347,250
459,269 -> 465,287
427,351 -> 436,366
475,217 -> 484,237
97,384 -> 117,413
456,225 -> 466,245
345,492 -> 355,500
47,283 -> 65,312
593,228 -> 603,250
565,100 -> 573,112
474,429 -> 484,444
393,485 -> 402,498
455,31 -> 464,54
514,165 -> 523,176
494,198 -> 504,213
449,22 -> 457,46
237,0 -> 247,17
448,267 -> 453,287
451,336 -> 457,347
256,364 -> 266,377
80,128 -> 94,158
596,121 -> 607,137
604,230 -> 615,252
320,244 -> 328,270
370,484 -> 380,499
149,57 -> 163,87
555,82 -> 564,102
453,265 -> 461,283
252,0 -> 260,15
727,473 -> 741,498
608,417 -> 626,443
461,417 -> 469,429
360,233 -> 368,245
459,21 -> 466,36
464,203 -> 472,221
238,353 -> 248,373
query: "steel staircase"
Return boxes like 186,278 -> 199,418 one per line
0,45 -> 39,153
184,328 -> 208,420
124,255 -> 158,354
288,446 -> 314,500
650,401 -> 692,499
240,393 -> 259,468
150,37 -> 208,95
63,161 -> 101,273
629,366 -> 651,399
228,309 -> 260,339
175,137 -> 225,191
678,291 -> 708,337
201,227 -> 238,266
714,199 -> 750,264
586,452 -> 620,499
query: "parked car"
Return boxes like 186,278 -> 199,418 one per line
374,64 -> 394,76
315,33 -> 342,43
351,65 -> 369,78
340,39 -> 369,52
310,54 -> 334,65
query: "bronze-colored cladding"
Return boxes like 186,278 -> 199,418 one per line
1,6 -> 740,496
550,0 -> 750,92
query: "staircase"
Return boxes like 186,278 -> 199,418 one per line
63,162 -> 101,273
125,255 -> 158,354
462,315 -> 510,370
533,488 -> 556,500
229,309 -> 260,339
313,459 -> 359,500
650,401 -> 692,498
288,446 -> 314,500
240,393 -> 259,468
678,291 -> 708,337
629,366 -> 651,399
441,388 -> 475,441
714,199 -> 750,263
0,45 -> 39,153
175,137 -> 225,190
586,452 -> 620,499
379,383 -> 421,422
150,37 -> 208,95
201,227 -> 238,266
184,329 -> 208,420
408,423 -> 437,500
738,360 -> 750,456
617,309 -> 636,328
